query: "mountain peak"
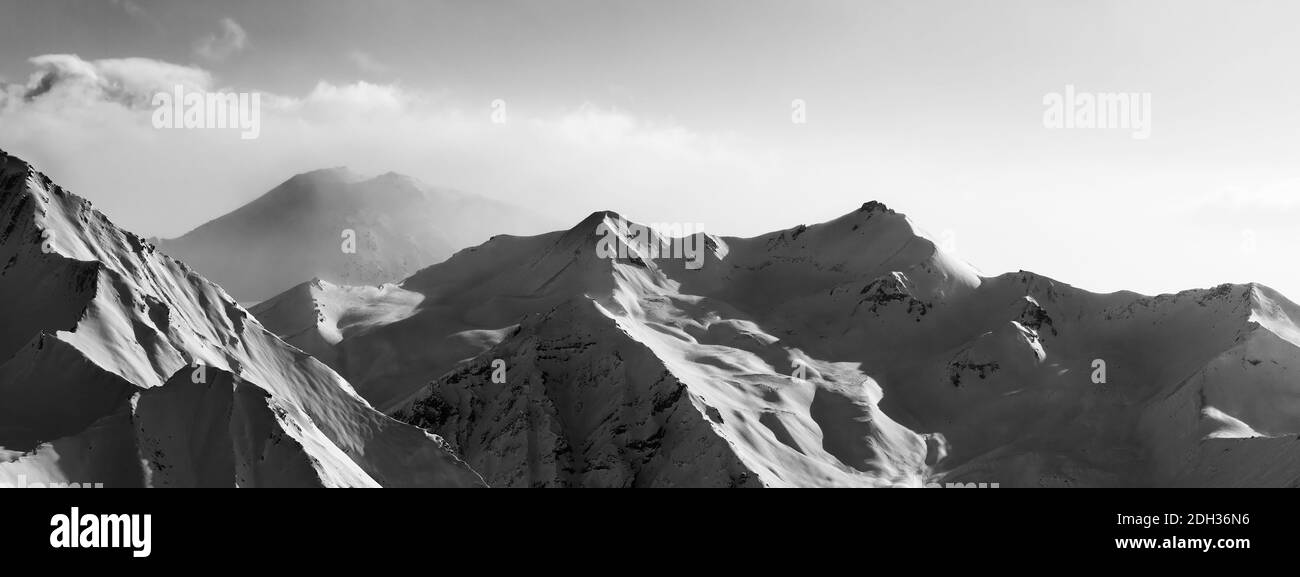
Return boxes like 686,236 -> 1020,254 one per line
156,164 -> 550,300
0,149 -> 484,487
0,148 -> 30,177
858,200 -> 893,215
554,210 -> 634,254
288,166 -> 365,184
372,170 -> 419,183
577,209 -> 626,226
558,210 -> 636,246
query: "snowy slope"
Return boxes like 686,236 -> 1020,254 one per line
0,150 -> 485,488
155,168 -> 555,302
256,200 -> 1300,487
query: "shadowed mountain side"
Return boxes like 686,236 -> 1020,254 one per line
0,149 -> 485,488
256,200 -> 1300,487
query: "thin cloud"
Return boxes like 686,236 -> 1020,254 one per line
0,53 -> 780,242
347,51 -> 389,74
194,18 -> 248,62
109,0 -> 146,18
107,0 -> 164,32
13,54 -> 211,109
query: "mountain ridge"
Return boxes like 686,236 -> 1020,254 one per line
253,198 -> 1300,487
0,149 -> 485,487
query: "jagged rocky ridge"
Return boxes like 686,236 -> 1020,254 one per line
254,199 -> 1300,487
0,150 -> 484,487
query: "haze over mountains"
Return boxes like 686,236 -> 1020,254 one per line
154,168 -> 554,303
253,202 -> 1300,488
4,147 -> 1300,488
0,150 -> 483,487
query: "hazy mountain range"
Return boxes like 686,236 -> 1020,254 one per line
154,167 -> 556,303
253,203 -> 1300,487
3,148 -> 1299,487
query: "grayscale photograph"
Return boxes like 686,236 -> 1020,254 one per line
0,0 -> 1295,508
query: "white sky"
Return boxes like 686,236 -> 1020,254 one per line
1,0 -> 1298,298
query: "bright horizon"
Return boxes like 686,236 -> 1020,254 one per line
3,0 -> 1299,299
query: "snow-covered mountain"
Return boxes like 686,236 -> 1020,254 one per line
0,150 -> 485,488
154,168 -> 554,303
254,202 -> 1300,487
